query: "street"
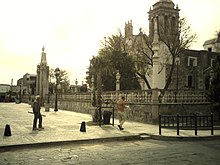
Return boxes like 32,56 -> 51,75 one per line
0,139 -> 220,165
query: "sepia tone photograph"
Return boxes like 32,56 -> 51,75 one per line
0,0 -> 220,164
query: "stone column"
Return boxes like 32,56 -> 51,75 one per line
36,47 -> 49,110
151,18 -> 160,123
116,70 -> 121,101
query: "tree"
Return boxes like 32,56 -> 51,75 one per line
86,34 -> 141,91
207,55 -> 220,121
128,29 -> 153,89
130,18 -> 197,90
49,68 -> 70,94
160,18 -> 197,89
86,33 -> 141,123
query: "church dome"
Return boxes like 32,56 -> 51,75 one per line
159,0 -> 173,2
152,0 -> 175,9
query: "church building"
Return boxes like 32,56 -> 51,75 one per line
124,0 -> 220,91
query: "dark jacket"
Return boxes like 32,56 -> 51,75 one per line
33,100 -> 41,114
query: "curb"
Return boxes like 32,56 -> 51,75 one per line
1,134 -> 219,150
145,133 -> 220,141
0,134 -> 147,150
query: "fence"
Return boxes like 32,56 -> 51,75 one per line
159,114 -> 214,135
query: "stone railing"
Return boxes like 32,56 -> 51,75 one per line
160,89 -> 209,104
57,93 -> 92,102
102,90 -> 152,104
22,89 -> 209,105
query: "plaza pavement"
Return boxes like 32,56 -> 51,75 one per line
0,103 -> 220,149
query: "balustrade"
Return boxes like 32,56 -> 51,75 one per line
160,89 -> 209,104
23,89 -> 209,104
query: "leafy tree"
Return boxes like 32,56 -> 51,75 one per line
86,39 -> 140,123
86,34 -> 141,91
207,55 -> 220,120
49,68 -> 70,94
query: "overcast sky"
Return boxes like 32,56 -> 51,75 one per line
0,0 -> 220,85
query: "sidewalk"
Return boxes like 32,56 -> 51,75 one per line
0,103 -> 220,148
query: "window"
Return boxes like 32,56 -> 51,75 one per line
208,47 -> 212,52
188,75 -> 193,87
171,17 -> 176,34
211,58 -> 215,67
164,15 -> 168,34
188,56 -> 197,66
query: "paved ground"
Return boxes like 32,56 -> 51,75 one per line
0,103 -> 220,148
1,139 -> 220,165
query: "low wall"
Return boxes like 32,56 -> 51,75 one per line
22,94 -> 212,124
48,99 -> 211,124
158,103 -> 212,115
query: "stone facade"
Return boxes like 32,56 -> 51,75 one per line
168,49 -> 219,90
22,73 -> 36,95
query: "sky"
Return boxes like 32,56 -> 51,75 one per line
0,0 -> 220,85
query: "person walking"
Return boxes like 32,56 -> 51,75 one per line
117,96 -> 126,130
32,95 -> 44,131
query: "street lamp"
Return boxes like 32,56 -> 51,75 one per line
91,75 -> 96,106
54,67 -> 60,112
75,78 -> 78,92
174,57 -> 180,103
19,84 -> 22,103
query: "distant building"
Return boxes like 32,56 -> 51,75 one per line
169,49 -> 219,90
23,73 -> 37,95
203,32 -> 220,53
0,84 -> 10,102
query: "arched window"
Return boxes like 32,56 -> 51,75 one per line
171,17 -> 176,34
164,15 -> 168,34
156,16 -> 160,35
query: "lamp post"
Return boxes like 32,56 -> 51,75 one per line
19,84 -> 22,103
75,78 -> 78,92
174,57 -> 180,103
54,67 -> 60,112
176,58 -> 179,91
91,75 -> 96,106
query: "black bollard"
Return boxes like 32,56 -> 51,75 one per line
4,124 -> 12,136
80,121 -> 86,132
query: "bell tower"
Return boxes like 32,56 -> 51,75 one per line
148,0 -> 180,43
124,20 -> 133,38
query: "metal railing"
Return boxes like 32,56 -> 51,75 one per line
159,114 -> 214,135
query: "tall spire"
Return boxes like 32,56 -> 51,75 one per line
41,46 -> 47,65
